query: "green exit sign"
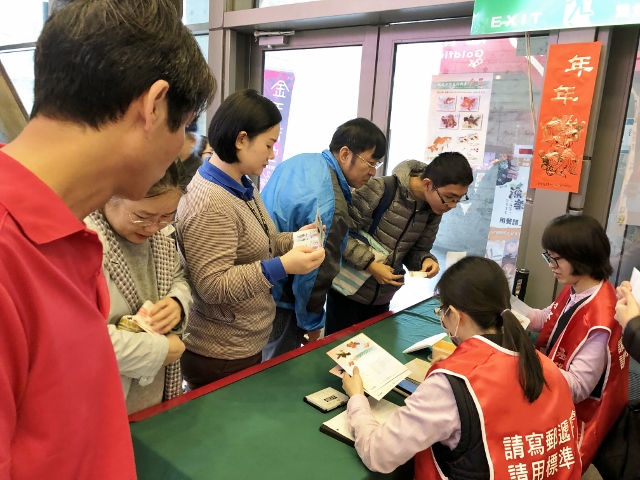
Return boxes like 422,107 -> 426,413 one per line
472,0 -> 640,35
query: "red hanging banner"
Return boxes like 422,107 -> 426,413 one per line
530,41 -> 601,193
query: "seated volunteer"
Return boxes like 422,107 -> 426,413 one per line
326,152 -> 473,335
615,280 -> 640,362
176,89 -> 325,389
526,214 -> 628,472
342,256 -> 581,479
86,161 -> 190,414
261,118 -> 387,359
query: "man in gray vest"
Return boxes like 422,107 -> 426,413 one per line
326,152 -> 473,334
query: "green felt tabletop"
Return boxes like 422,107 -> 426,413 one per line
130,297 -> 442,480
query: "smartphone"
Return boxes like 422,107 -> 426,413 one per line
393,267 -> 406,282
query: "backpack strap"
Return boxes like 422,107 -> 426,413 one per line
368,175 -> 398,235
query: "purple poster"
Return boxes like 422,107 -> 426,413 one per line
261,69 -> 295,189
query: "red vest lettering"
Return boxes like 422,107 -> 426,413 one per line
415,337 -> 581,480
535,282 -> 628,471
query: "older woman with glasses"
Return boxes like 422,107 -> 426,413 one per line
85,160 -> 191,414
341,257 -> 580,479
526,214 -> 628,473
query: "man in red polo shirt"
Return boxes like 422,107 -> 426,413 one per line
0,1 -> 215,478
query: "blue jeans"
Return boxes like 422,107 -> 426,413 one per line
262,307 -> 306,361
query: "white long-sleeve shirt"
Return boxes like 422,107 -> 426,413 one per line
347,372 -> 460,474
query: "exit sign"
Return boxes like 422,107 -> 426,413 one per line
472,0 -> 640,35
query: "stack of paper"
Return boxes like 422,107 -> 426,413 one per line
326,333 -> 409,400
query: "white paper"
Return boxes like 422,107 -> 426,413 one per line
292,230 -> 320,249
445,251 -> 467,269
509,295 -> 532,329
402,332 -> 446,354
327,333 -> 410,400
631,268 -> 640,304
408,271 -> 429,278
292,207 -> 324,250
322,398 -> 400,443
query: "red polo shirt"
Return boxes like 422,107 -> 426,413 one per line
0,150 -> 136,479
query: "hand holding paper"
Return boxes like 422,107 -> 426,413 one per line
342,366 -> 365,397
615,270 -> 640,330
327,333 -> 409,400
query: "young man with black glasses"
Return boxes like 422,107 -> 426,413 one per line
325,151 -> 473,335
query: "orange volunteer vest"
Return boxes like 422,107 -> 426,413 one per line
415,337 -> 581,480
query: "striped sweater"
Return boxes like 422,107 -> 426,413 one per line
176,172 -> 292,360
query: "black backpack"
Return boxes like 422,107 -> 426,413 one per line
348,175 -> 398,245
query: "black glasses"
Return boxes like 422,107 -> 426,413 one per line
433,186 -> 469,206
434,306 -> 450,329
542,251 -> 563,268
353,152 -> 383,169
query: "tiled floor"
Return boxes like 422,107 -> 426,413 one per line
582,465 -> 603,479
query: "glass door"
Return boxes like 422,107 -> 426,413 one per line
250,27 -> 376,188
373,20 -> 550,300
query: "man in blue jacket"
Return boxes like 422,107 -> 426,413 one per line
261,118 -> 387,359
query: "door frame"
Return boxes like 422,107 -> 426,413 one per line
248,25 -> 380,119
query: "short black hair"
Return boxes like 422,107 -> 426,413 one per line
541,214 -> 613,281
32,0 -> 216,132
146,159 -> 188,197
208,89 -> 282,164
436,256 -> 547,403
329,118 -> 387,160
420,152 -> 473,187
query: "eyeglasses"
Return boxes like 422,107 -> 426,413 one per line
542,251 -> 563,269
434,306 -> 450,329
354,152 -> 383,170
433,185 -> 469,206
127,211 -> 177,228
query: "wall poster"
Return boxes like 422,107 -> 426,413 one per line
424,73 -> 494,168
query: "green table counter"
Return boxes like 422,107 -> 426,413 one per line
130,297 -> 442,480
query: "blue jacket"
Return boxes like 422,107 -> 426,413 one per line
261,150 -> 352,331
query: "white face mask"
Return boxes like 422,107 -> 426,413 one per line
439,307 -> 462,346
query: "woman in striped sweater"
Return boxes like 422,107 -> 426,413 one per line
176,89 -> 325,389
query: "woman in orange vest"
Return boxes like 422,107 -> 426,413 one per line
526,214 -> 628,472
342,256 -> 580,479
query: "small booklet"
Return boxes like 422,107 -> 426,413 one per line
326,333 -> 410,400
320,397 -> 400,447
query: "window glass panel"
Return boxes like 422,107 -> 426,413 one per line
195,34 -> 209,62
183,0 -> 208,24
606,51 -> 640,286
0,0 -> 47,46
0,49 -> 36,115
260,46 -> 361,188
387,37 -> 548,289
